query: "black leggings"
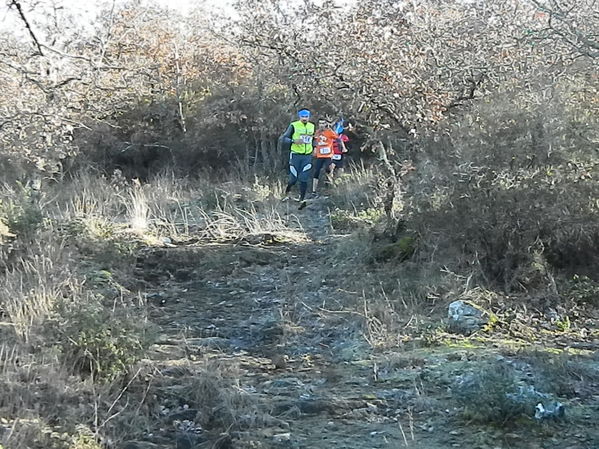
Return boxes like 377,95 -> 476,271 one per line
313,158 -> 331,179
286,180 -> 308,201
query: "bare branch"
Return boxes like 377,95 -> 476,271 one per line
527,0 -> 599,58
8,0 -> 44,56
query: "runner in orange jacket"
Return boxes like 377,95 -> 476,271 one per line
311,118 -> 340,197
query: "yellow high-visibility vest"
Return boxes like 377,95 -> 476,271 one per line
290,121 -> 315,155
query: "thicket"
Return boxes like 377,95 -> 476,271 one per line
408,77 -> 599,291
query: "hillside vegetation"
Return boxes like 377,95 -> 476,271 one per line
1,1 -> 598,448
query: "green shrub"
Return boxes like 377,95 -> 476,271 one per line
68,428 -> 103,449
0,184 -> 44,238
51,296 -> 153,381
330,207 -> 383,231
561,274 -> 599,305
409,95 -> 599,291
371,235 -> 416,263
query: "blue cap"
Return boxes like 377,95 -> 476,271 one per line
298,109 -> 311,118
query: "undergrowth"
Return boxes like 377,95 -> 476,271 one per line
0,170 -> 305,447
453,361 -> 538,426
1,146 -> 599,447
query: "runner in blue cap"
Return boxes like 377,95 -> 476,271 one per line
279,108 -> 315,210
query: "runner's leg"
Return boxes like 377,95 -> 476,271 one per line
288,154 -> 299,186
299,181 -> 308,201
286,153 -> 299,196
312,158 -> 324,193
298,155 -> 312,205
324,159 -> 333,185
334,156 -> 344,179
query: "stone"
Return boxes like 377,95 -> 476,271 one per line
447,300 -> 489,335
506,385 -> 551,404
184,337 -> 232,350
265,378 -> 303,389
273,432 -> 291,442
535,402 -> 565,421
295,398 -> 335,414
270,353 -> 288,369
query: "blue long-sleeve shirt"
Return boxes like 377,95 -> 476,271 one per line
281,124 -> 294,145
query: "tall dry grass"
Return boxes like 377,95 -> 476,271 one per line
1,239 -> 74,342
0,168 -> 312,447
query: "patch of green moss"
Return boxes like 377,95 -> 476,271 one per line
372,235 -> 417,262
330,207 -> 383,231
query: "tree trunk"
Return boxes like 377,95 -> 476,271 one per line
376,138 -> 402,239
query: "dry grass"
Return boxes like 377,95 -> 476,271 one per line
1,238 -> 74,342
127,181 -> 150,232
327,162 -> 379,211
0,170 -> 307,447
185,359 -> 271,431
0,340 -> 105,449
517,349 -> 599,398
38,171 -> 304,248
1,157 -> 596,448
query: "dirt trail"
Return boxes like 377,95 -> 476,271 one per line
130,199 -> 599,449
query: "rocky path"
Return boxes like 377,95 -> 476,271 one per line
126,199 -> 599,449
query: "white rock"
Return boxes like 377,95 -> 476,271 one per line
273,432 -> 291,442
447,300 -> 489,335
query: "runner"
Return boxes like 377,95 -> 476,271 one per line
330,121 -> 349,180
279,109 -> 315,210
311,117 -> 338,197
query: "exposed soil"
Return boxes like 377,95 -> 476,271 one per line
128,198 -> 599,449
